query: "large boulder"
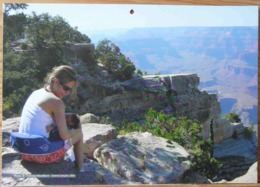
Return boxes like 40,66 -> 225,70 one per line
81,123 -> 117,158
80,113 -> 100,124
94,132 -> 190,184
213,118 -> 246,143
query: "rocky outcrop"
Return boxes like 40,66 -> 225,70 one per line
82,123 -> 117,158
77,71 -> 251,144
94,132 -> 191,184
63,43 -> 95,66
122,73 -> 200,93
99,74 -> 220,126
213,133 -> 257,182
213,118 -> 245,143
79,73 -> 221,140
214,134 -> 257,160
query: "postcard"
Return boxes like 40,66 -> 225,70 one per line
1,3 -> 258,186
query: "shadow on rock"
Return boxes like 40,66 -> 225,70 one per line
22,158 -> 105,185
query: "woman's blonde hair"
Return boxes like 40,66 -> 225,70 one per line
45,65 -> 77,85
45,65 -> 78,98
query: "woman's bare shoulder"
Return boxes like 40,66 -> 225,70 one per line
47,96 -> 64,107
46,95 -> 65,109
37,89 -> 65,113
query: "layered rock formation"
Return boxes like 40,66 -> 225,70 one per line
78,73 -> 223,140
213,132 -> 257,182
94,132 -> 191,184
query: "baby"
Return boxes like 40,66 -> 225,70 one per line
47,113 -> 80,141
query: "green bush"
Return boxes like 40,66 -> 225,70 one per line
95,39 -> 136,81
3,51 -> 40,117
20,42 -> 28,50
223,112 -> 241,123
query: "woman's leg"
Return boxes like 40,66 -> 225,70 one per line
69,129 -> 84,170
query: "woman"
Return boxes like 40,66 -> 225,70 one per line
19,65 -> 84,171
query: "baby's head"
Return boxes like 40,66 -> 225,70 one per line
65,113 -> 80,129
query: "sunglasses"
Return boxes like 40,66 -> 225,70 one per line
61,83 -> 73,92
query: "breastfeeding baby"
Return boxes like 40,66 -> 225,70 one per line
46,113 -> 80,141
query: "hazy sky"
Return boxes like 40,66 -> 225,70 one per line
16,4 -> 258,33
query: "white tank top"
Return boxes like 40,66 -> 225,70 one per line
19,88 -> 54,138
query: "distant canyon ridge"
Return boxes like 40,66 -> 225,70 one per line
88,26 -> 258,125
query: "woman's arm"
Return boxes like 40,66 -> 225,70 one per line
53,100 -> 71,140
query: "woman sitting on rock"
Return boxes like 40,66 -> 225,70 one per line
18,65 -> 84,171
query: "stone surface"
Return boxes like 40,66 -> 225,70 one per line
181,170 -> 212,184
213,134 -> 257,182
228,162 -> 257,183
80,113 -> 100,124
2,154 -> 137,186
81,123 -> 117,158
121,73 -> 200,93
94,132 -> 190,184
214,134 -> 257,160
213,118 -> 246,143
2,117 -> 21,132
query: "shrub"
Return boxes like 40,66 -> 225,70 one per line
95,39 -> 136,81
3,51 -> 40,117
223,112 -> 241,123
20,42 -> 28,50
136,69 -> 143,76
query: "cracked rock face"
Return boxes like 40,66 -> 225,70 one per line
94,132 -> 190,184
80,73 -> 221,141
